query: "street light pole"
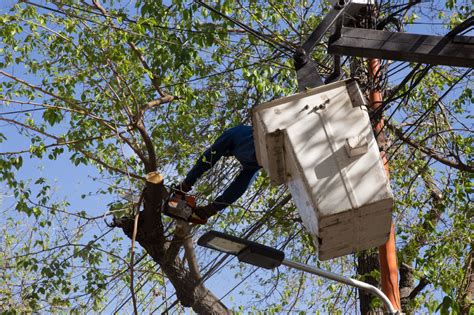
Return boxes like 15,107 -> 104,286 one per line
281,259 -> 398,314
198,230 -> 399,314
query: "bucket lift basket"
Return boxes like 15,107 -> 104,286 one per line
252,79 -> 393,260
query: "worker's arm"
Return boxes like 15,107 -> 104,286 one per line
184,129 -> 235,187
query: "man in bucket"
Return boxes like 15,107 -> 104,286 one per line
167,125 -> 261,224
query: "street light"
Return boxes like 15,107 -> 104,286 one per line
198,230 -> 399,315
197,230 -> 284,270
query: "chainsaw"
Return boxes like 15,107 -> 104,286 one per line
164,192 -> 207,224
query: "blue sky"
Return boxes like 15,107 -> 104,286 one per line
0,0 -> 470,313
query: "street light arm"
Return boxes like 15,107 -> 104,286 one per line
281,259 -> 398,314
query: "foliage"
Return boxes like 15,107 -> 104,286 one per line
0,0 -> 472,313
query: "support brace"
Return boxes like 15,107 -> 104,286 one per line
294,0 -> 350,91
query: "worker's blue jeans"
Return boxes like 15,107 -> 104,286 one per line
184,128 -> 260,211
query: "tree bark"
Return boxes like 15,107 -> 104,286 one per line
115,174 -> 229,314
399,262 -> 415,313
357,250 -> 384,314
399,262 -> 428,314
458,246 -> 474,315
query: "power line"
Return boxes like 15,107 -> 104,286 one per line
377,64 -> 433,133
0,108 -> 45,116
53,0 -> 248,36
194,0 -> 294,57
385,68 -> 471,162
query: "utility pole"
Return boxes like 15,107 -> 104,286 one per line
368,58 -> 402,311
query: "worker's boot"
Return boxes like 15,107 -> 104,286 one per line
190,203 -> 218,224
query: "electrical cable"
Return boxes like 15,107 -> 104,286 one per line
194,0 -> 295,57
372,15 -> 474,140
150,194 -> 292,314
374,64 -> 432,137
385,68 -> 471,162
52,0 -> 249,36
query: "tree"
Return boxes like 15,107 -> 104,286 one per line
0,0 -> 472,313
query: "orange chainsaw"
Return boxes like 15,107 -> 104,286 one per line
164,192 -> 206,224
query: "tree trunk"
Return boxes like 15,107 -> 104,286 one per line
115,174 -> 230,314
458,246 -> 474,315
357,250 -> 384,315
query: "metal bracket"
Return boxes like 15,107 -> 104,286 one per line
294,0 -> 350,91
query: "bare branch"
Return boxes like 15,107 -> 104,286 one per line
91,0 -> 168,98
0,134 -> 109,155
130,212 -> 140,315
175,221 -> 201,280
127,42 -> 166,97
76,148 -> 144,180
0,117 -> 144,180
386,121 -> 473,173
135,94 -> 176,121
457,247 -> 474,314
0,98 -> 123,126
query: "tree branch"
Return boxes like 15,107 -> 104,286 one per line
386,121 -> 473,173
127,42 -> 166,97
0,116 -> 144,180
135,120 -> 156,172
0,97 -> 122,126
457,246 -> 474,314
78,148 -> 144,180
0,72 -> 149,164
408,277 -> 430,300
135,94 -> 176,121
91,0 -> 167,98
173,221 -> 202,280
130,212 -> 140,315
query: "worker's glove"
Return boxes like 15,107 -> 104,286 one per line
191,203 -> 218,224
